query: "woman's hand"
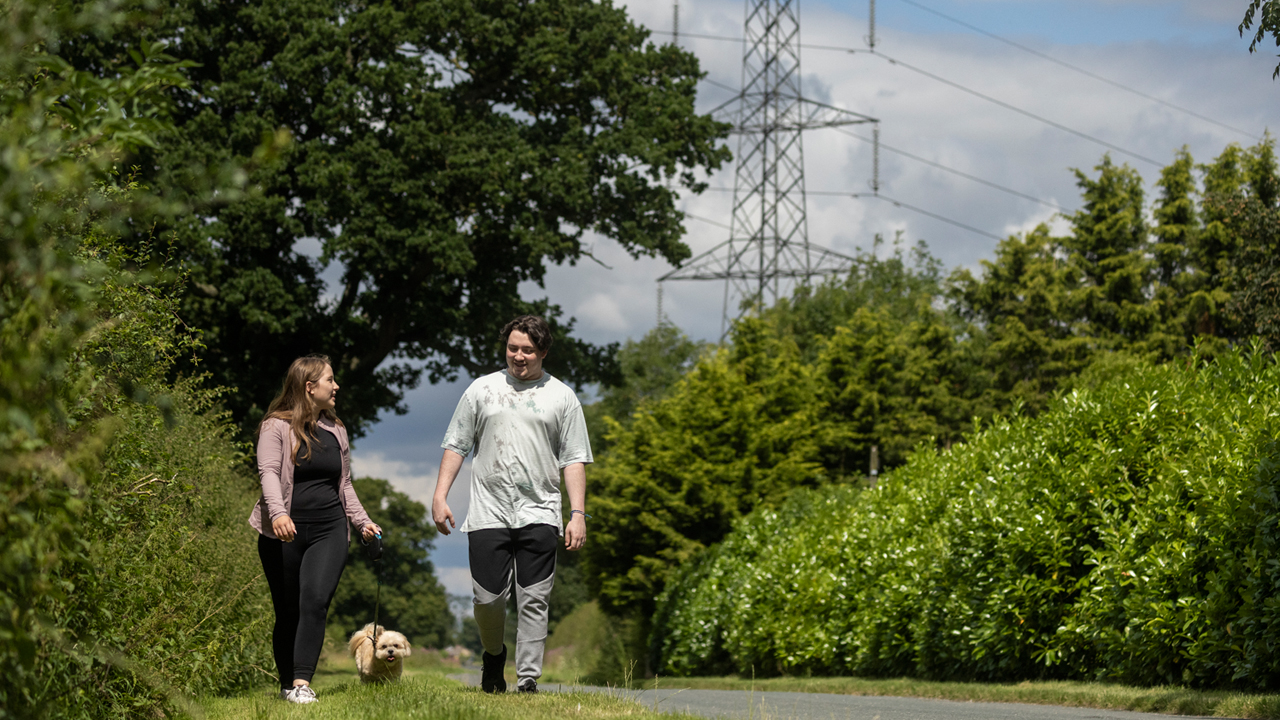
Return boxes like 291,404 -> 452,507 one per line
272,514 -> 297,542
361,522 -> 382,542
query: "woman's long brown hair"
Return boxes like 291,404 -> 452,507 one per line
258,355 -> 344,464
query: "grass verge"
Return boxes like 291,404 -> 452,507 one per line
196,652 -> 696,720
647,675 -> 1280,719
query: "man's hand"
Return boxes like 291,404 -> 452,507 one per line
272,514 -> 297,542
433,500 -> 455,535
565,514 -> 586,551
433,449 -> 463,536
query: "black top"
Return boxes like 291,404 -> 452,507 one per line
291,427 -> 345,523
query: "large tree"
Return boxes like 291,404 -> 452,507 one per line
67,0 -> 730,436
1241,0 -> 1280,80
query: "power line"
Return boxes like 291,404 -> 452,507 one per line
666,28 -> 1218,166
830,127 -> 1069,211
894,0 -> 1261,141
858,192 -> 1005,241
702,76 -> 739,94
699,81 -> 1076,211
697,187 -> 1006,241
682,211 -> 733,230
868,50 -> 1163,167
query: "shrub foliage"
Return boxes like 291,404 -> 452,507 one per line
655,347 -> 1280,689
0,3 -> 271,716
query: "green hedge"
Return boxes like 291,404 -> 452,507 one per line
10,230 -> 275,717
655,348 -> 1280,689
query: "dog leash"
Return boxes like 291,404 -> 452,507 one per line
364,531 -> 384,650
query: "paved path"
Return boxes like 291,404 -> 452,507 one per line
450,672 -> 1208,720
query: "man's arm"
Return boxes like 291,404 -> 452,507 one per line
432,449 -> 465,535
563,462 -> 586,551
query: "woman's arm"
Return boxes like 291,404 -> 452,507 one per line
257,419 -> 296,541
335,425 -> 379,540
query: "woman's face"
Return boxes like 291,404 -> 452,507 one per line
306,364 -> 339,411
506,330 -> 546,382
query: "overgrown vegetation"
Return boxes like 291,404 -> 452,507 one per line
1,2 -> 275,716
656,346 -> 1280,688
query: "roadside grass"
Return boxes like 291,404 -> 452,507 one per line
195,643 -> 1280,719
541,604 -> 1280,718
196,652 -> 696,720
641,675 -> 1280,719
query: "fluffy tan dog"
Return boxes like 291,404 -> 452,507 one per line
348,623 -> 411,683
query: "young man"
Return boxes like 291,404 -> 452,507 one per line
431,315 -> 592,694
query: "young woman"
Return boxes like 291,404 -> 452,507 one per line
249,355 -> 381,704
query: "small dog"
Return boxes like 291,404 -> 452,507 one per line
348,623 -> 411,683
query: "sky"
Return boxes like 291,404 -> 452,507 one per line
349,0 -> 1278,597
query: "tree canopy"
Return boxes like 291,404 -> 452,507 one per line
585,240 -> 966,619
1241,0 -> 1280,79
65,0 -> 731,436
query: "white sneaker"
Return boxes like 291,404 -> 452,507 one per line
279,688 -> 291,700
285,685 -> 318,704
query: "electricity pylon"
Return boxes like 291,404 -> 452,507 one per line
659,0 -> 877,336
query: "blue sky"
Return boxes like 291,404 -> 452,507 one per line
828,0 -> 1245,46
349,0 -> 1277,596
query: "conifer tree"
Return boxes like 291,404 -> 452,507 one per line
1148,147 -> 1201,355
1225,135 -> 1280,350
951,226 -> 1089,415
1064,155 -> 1152,349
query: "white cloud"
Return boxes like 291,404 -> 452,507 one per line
575,292 -> 629,333
438,566 -> 473,597
352,451 -> 474,522
352,451 -> 440,506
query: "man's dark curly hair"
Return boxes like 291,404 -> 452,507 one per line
501,315 -> 553,354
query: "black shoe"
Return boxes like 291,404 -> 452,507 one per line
481,645 -> 507,693
517,680 -> 538,694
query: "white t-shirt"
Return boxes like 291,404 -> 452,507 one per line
442,370 -> 593,533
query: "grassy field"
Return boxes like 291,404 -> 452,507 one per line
194,652 -> 690,720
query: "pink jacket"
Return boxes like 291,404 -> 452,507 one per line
249,416 -> 373,542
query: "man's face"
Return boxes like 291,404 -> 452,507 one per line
506,330 -> 546,382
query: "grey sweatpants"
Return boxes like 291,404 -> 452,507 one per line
469,524 -> 558,685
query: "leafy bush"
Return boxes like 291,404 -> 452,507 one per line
0,3 -> 272,715
20,228 -> 275,718
655,347 -> 1280,690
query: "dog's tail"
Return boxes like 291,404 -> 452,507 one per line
348,622 -> 383,656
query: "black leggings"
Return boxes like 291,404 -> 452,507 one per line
258,516 -> 348,687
